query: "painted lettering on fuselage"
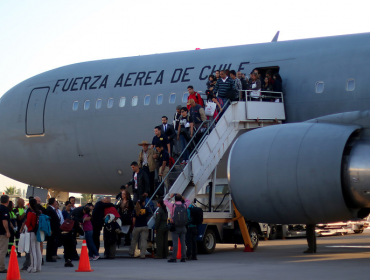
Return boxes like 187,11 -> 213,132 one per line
52,62 -> 249,93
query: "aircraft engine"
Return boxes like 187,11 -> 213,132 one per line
228,122 -> 370,224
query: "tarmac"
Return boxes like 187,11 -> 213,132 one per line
5,230 -> 370,280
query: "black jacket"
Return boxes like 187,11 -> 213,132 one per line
160,124 -> 176,142
127,169 -> 150,198
70,206 -> 84,223
91,201 -> 114,228
46,206 -> 60,233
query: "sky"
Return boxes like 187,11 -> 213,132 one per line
0,0 -> 369,194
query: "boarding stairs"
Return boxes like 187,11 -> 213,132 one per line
147,93 -> 286,228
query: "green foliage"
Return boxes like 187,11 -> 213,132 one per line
81,193 -> 95,203
4,186 -> 17,195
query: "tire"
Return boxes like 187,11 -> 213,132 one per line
249,227 -> 259,250
269,225 -> 278,240
200,229 -> 216,254
354,230 -> 364,234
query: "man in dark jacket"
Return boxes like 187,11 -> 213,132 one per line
125,162 -> 150,204
46,198 -> 60,263
160,116 -> 176,157
91,198 -> 114,253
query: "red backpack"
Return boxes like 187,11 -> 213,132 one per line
169,157 -> 175,168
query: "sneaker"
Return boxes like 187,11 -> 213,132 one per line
93,255 -> 100,261
64,260 -> 74,267
89,257 -> 94,261
181,160 -> 186,165
185,160 -> 189,164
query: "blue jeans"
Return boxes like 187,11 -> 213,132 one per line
180,134 -> 189,161
85,230 -> 99,257
220,97 -> 229,110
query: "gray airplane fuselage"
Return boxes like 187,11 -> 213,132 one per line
1,32 -> 370,195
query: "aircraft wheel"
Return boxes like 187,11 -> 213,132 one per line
249,227 -> 259,250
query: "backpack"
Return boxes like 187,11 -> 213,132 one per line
172,203 -> 188,227
37,214 -> 51,242
189,206 -> 203,225
169,157 -> 175,168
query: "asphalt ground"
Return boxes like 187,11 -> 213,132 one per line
5,230 -> 370,280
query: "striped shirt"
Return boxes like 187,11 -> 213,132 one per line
213,77 -> 236,98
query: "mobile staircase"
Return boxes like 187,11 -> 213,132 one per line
147,92 -> 286,228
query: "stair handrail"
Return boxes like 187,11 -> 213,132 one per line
145,119 -> 208,207
145,99 -> 230,208
189,99 -> 230,158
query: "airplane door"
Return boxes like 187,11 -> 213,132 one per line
26,87 -> 50,135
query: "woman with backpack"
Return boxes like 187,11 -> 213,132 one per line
154,197 -> 168,259
164,193 -> 191,263
25,198 -> 42,273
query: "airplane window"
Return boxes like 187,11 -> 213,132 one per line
182,92 -> 189,103
169,93 -> 176,104
144,95 -> 151,106
315,82 -> 324,93
107,98 -> 114,108
96,99 -> 102,109
119,97 -> 126,107
72,101 -> 79,111
132,96 -> 138,106
84,100 -> 90,110
157,94 -> 163,105
346,79 -> 355,91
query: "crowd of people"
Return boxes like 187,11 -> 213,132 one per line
0,68 -> 284,273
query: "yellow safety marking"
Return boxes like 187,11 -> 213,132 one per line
232,201 -> 253,249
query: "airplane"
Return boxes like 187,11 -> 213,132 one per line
1,32 -> 370,225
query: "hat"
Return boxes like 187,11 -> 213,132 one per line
138,141 -> 150,146
176,105 -> 182,110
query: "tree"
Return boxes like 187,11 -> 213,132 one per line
4,186 -> 17,195
81,194 -> 95,204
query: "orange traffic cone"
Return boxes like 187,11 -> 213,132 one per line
176,238 -> 181,259
75,240 -> 93,272
5,245 -> 23,280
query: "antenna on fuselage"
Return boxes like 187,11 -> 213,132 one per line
271,31 -> 280,42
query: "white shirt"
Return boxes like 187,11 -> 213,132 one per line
56,209 -> 64,225
134,172 -> 138,189
222,77 -> 228,83
143,150 -> 149,165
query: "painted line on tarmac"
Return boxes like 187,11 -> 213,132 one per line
326,246 -> 370,248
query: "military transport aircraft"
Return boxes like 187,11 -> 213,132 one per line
1,32 -> 370,224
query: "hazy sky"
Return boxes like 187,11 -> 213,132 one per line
0,0 -> 369,193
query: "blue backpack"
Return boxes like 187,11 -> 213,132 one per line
37,214 -> 51,242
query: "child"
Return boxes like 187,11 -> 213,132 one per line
82,207 -> 99,261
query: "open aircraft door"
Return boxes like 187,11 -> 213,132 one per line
26,87 -> 50,136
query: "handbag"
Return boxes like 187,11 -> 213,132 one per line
60,218 -> 75,232
205,102 -> 216,116
18,226 -> 30,253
